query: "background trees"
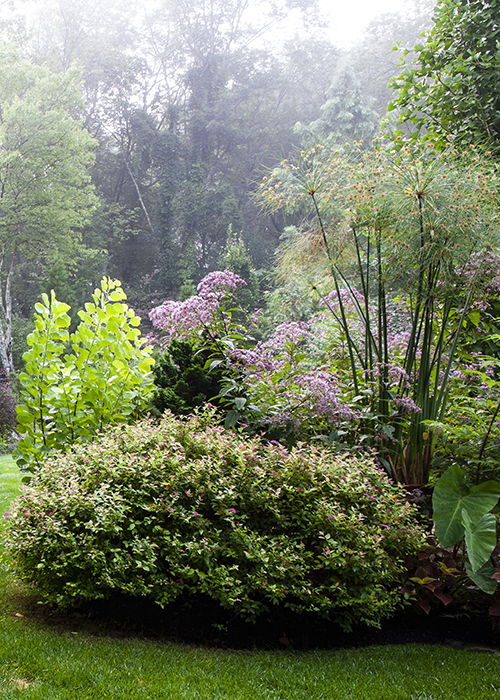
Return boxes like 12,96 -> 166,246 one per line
389,0 -> 500,153
295,64 -> 380,147
348,0 -> 435,119
0,48 -> 97,372
0,0 -> 439,371
3,0 -> 340,307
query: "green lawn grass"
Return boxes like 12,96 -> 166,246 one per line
0,455 -> 21,513
0,455 -> 499,700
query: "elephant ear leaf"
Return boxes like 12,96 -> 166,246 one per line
432,465 -> 500,547
462,508 -> 497,573
465,560 -> 497,595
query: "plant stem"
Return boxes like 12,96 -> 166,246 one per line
476,395 -> 500,485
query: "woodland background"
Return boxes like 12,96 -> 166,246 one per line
0,0 -> 436,369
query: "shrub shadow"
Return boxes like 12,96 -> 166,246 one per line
17,590 -> 500,652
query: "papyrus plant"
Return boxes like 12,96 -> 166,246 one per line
260,143 -> 500,484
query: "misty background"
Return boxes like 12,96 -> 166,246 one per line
0,0 -> 435,367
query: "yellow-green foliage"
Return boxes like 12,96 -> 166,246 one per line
14,278 -> 154,471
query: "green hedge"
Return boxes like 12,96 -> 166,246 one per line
5,409 -> 425,630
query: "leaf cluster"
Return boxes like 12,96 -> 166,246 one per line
0,49 -> 97,254
151,340 -> 221,416
14,278 -> 155,471
389,0 -> 500,153
432,464 -> 500,594
402,536 -> 470,615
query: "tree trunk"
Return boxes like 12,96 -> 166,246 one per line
0,253 -> 15,374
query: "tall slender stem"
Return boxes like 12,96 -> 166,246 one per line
476,396 -> 500,485
311,193 -> 361,393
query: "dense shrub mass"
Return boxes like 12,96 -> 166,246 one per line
6,409 -> 425,630
151,340 -> 221,416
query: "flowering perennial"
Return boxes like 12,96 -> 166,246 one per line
150,270 -> 246,343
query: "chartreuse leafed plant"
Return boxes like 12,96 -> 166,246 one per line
260,142 -> 500,484
14,278 -> 155,472
5,407 -> 425,631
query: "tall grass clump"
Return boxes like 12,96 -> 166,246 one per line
260,142 -> 500,484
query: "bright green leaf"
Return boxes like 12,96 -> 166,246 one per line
465,560 -> 497,595
462,508 -> 497,573
432,465 -> 500,547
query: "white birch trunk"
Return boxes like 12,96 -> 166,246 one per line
0,253 -> 15,374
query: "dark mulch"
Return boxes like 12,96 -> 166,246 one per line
18,590 -> 500,652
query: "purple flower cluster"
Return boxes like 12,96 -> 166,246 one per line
393,395 -> 422,415
363,362 -> 411,392
196,270 -> 246,299
319,287 -> 367,311
386,331 -> 412,355
225,322 -> 313,376
229,346 -> 274,373
220,320 -> 359,433
261,321 -> 312,351
295,371 -> 357,421
462,251 -> 500,311
149,270 -> 247,342
316,289 -> 370,340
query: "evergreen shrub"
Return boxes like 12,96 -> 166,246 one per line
151,339 -> 220,415
6,409 -> 425,630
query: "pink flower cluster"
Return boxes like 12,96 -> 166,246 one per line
196,270 -> 246,300
363,362 -> 411,390
261,321 -> 313,351
393,395 -> 421,415
228,322 -> 312,373
225,322 -> 314,376
462,251 -> 500,311
319,287 -> 367,311
317,288 -> 370,340
295,371 -> 357,421
149,270 -> 247,342
222,321 -> 358,432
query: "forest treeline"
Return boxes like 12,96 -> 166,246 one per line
0,0 -> 435,370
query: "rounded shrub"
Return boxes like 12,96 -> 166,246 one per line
5,409 -> 426,630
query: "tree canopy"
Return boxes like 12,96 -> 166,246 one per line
389,0 -> 500,153
0,47 -> 97,371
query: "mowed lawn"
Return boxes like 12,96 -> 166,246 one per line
0,455 -> 499,700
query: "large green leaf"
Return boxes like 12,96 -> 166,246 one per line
462,508 -> 497,573
465,560 -> 497,595
16,406 -> 34,425
432,465 -> 500,547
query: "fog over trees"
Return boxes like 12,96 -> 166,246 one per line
0,0 -> 434,368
